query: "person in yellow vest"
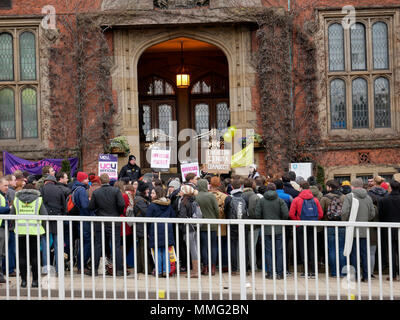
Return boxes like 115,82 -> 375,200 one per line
0,177 -> 11,284
10,183 -> 48,288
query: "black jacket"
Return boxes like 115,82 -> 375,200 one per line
378,190 -> 400,223
118,163 -> 142,182
56,182 -> 71,200
368,186 -> 388,206
88,184 -> 125,217
40,182 -> 66,234
283,182 -> 300,199
133,194 -> 150,238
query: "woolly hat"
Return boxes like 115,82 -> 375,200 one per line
138,180 -> 149,193
168,178 -> 181,190
128,155 -> 136,161
381,182 -> 389,190
90,176 -> 101,185
180,184 -> 198,196
77,172 -> 88,183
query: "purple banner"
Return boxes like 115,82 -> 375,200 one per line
2,151 -> 78,176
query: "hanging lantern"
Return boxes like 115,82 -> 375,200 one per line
176,41 -> 190,88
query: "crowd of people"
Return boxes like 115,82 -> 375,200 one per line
0,155 -> 400,288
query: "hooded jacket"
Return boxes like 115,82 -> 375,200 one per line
342,188 -> 375,238
242,188 -> 260,219
210,189 -> 228,236
310,185 -> 323,201
146,198 -> 175,248
10,189 -> 48,232
40,181 -> 66,234
368,186 -> 388,206
88,184 -> 125,217
195,179 -> 219,232
72,181 -> 91,216
118,161 -> 142,182
289,189 -> 323,222
134,193 -> 150,238
276,189 -> 293,210
378,190 -> 400,224
255,190 -> 289,235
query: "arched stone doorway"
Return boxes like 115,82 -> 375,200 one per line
111,25 -> 257,172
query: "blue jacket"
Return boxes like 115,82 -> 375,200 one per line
72,181 -> 91,216
276,189 -> 293,210
0,191 -> 10,228
146,198 -> 175,249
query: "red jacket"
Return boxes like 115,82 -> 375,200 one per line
289,189 -> 323,222
120,193 -> 133,236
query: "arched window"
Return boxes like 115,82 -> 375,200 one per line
19,32 -> 36,80
328,23 -> 345,71
158,104 -> 172,136
372,22 -> 389,70
191,73 -> 228,95
0,88 -> 15,139
194,103 -> 209,134
374,77 -> 390,128
21,87 -> 38,138
350,23 -> 367,70
0,33 -> 14,81
140,75 -> 175,96
330,78 -> 346,129
352,78 -> 368,128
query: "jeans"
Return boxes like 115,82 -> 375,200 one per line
77,221 -> 91,270
265,234 -> 283,276
327,227 -> 346,276
248,227 -> 260,271
41,233 -> 58,272
200,231 -> 217,267
350,237 -> 368,280
297,226 -> 316,274
154,246 -> 169,274
2,230 -> 15,274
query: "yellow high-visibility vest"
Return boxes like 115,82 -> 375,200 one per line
0,193 -> 5,227
14,197 -> 45,235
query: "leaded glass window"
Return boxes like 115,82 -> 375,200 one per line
158,104 -> 172,136
142,104 -> 151,141
19,32 -> 36,80
191,73 -> 227,94
195,103 -> 209,134
330,79 -> 346,129
351,23 -> 366,70
216,102 -> 230,131
328,23 -> 345,71
372,22 -> 389,70
0,33 -> 14,81
141,76 -> 175,96
0,88 -> 15,138
352,78 -> 368,128
374,77 -> 390,128
21,87 -> 37,138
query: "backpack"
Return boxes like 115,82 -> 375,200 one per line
229,195 -> 248,219
190,200 -> 203,219
326,195 -> 343,221
300,198 -> 319,221
66,187 -> 83,215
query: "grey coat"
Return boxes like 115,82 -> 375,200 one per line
342,188 -> 375,238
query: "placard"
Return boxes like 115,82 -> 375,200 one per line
151,149 -> 171,170
205,149 -> 231,173
98,154 -> 118,180
289,162 -> 313,180
180,162 -> 200,181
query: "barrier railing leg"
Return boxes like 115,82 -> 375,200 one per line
238,223 -> 247,300
57,220 -> 65,300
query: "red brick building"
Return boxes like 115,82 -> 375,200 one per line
0,0 -> 399,182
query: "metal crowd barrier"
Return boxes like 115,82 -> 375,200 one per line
0,214 -> 399,300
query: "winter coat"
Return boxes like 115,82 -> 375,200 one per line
310,186 -> 323,202
255,190 -> 289,235
342,188 -> 375,238
283,182 -> 300,199
118,162 -> 142,182
210,189 -> 228,236
10,189 -> 48,232
88,184 -> 125,217
168,188 -> 181,215
120,193 -> 133,237
368,186 -> 388,206
133,194 -> 150,238
0,190 -> 11,228
146,198 -> 175,248
71,181 -> 91,216
242,188 -> 260,219
40,182 -> 66,234
276,189 -> 293,210
195,179 -> 219,232
288,189 -> 323,224
224,188 -> 245,237
378,190 -> 400,240
56,182 -> 71,200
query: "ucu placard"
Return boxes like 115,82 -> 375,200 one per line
98,154 -> 118,179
